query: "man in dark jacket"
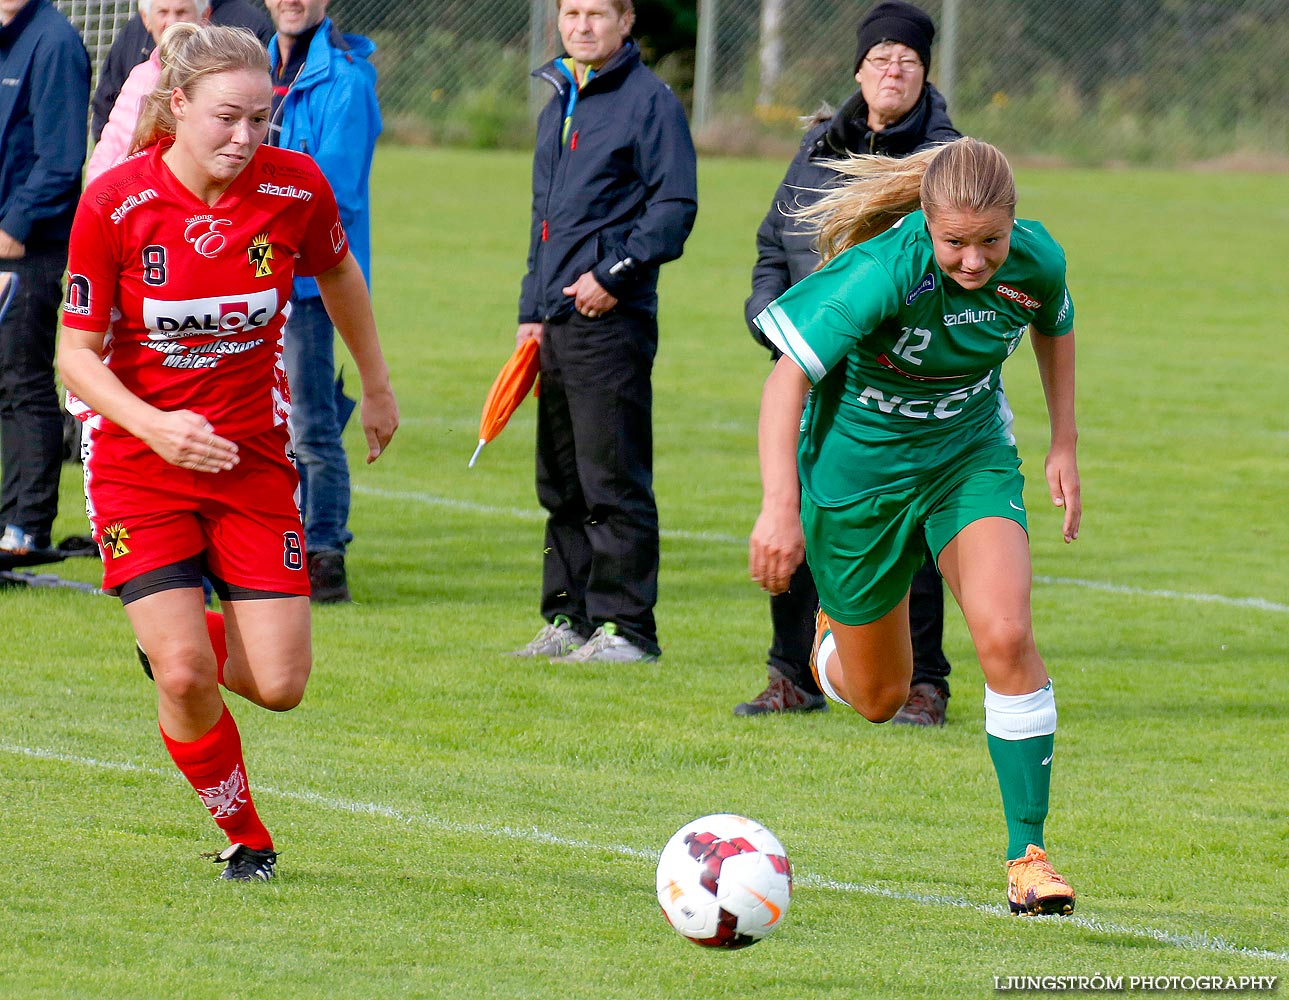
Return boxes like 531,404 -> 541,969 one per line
0,0 -> 88,558
510,0 -> 697,664
736,0 -> 960,724
90,0 -> 273,141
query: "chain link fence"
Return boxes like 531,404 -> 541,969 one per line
696,0 -> 1289,164
58,0 -> 1289,165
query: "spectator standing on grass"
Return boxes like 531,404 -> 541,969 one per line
0,0 -> 89,557
509,0 -> 697,664
736,0 -> 961,724
750,138 -> 1079,915
58,23 -> 397,880
86,0 -> 211,182
264,0 -> 381,604
90,0 -> 272,144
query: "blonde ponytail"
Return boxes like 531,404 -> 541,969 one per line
796,138 -> 1018,263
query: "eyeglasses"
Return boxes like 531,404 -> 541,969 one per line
863,56 -> 924,74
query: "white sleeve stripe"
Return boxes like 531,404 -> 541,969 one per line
757,302 -> 828,383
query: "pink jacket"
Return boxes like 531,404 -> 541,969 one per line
86,49 -> 161,182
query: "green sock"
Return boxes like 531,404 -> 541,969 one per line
987,732 -> 1054,861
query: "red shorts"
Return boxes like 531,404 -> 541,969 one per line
84,425 -> 309,595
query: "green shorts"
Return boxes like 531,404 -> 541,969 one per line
801,446 -> 1027,626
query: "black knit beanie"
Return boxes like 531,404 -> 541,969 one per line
854,1 -> 934,74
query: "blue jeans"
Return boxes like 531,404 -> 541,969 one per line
282,294 -> 353,555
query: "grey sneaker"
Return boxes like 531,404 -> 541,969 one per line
509,615 -> 588,657
550,623 -> 657,664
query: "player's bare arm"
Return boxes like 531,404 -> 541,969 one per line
1031,327 -> 1080,542
315,250 -> 399,464
750,357 -> 810,594
57,325 -> 238,472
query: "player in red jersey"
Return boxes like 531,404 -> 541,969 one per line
57,23 -> 398,881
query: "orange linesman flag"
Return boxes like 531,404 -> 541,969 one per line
469,336 -> 541,468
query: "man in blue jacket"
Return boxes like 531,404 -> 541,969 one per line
0,0 -> 89,558
510,0 -> 697,664
266,0 -> 381,603
735,0 -> 961,723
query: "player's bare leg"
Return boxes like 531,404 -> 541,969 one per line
221,595 -> 312,712
939,516 -> 1074,915
815,594 -> 914,722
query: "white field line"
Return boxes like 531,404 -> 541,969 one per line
4,742 -> 1287,965
355,486 -> 1289,613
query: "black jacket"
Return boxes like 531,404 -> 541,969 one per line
520,41 -> 697,322
745,83 -> 959,347
90,0 -> 274,141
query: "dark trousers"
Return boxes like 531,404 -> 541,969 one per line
0,246 -> 66,544
771,549 -> 952,697
536,309 -> 661,656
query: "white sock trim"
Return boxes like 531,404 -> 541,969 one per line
984,680 -> 1057,740
815,632 -> 850,707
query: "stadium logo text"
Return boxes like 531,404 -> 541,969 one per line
995,284 -> 1042,309
257,182 -> 313,202
184,215 -> 232,257
143,289 -> 278,339
857,372 -> 993,420
110,188 -> 158,224
943,307 -> 996,326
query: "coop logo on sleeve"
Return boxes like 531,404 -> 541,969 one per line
143,289 -> 279,339
184,215 -> 232,258
995,283 -> 1042,310
330,221 -> 347,255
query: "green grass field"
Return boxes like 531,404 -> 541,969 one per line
2,148 -> 1287,999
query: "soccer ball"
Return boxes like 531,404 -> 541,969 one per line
655,813 -> 793,949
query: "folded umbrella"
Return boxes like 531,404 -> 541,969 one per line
469,336 -> 540,468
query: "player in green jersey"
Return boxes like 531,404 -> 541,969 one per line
749,138 -> 1079,915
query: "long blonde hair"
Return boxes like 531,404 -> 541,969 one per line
130,23 -> 270,155
799,138 -> 1018,263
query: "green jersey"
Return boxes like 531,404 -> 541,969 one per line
754,210 -> 1074,507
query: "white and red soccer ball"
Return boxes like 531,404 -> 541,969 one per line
655,813 -> 793,949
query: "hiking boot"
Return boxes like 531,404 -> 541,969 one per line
1006,844 -> 1075,915
509,615 -> 588,657
891,682 -> 948,727
308,550 -> 350,604
210,843 -> 278,882
733,668 -> 828,716
551,623 -> 657,664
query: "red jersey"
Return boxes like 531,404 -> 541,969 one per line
63,140 -> 348,441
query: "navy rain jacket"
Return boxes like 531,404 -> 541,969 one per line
0,0 -> 89,247
520,41 -> 697,322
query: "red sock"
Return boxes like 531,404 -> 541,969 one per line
206,610 -> 228,688
160,706 -> 273,851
